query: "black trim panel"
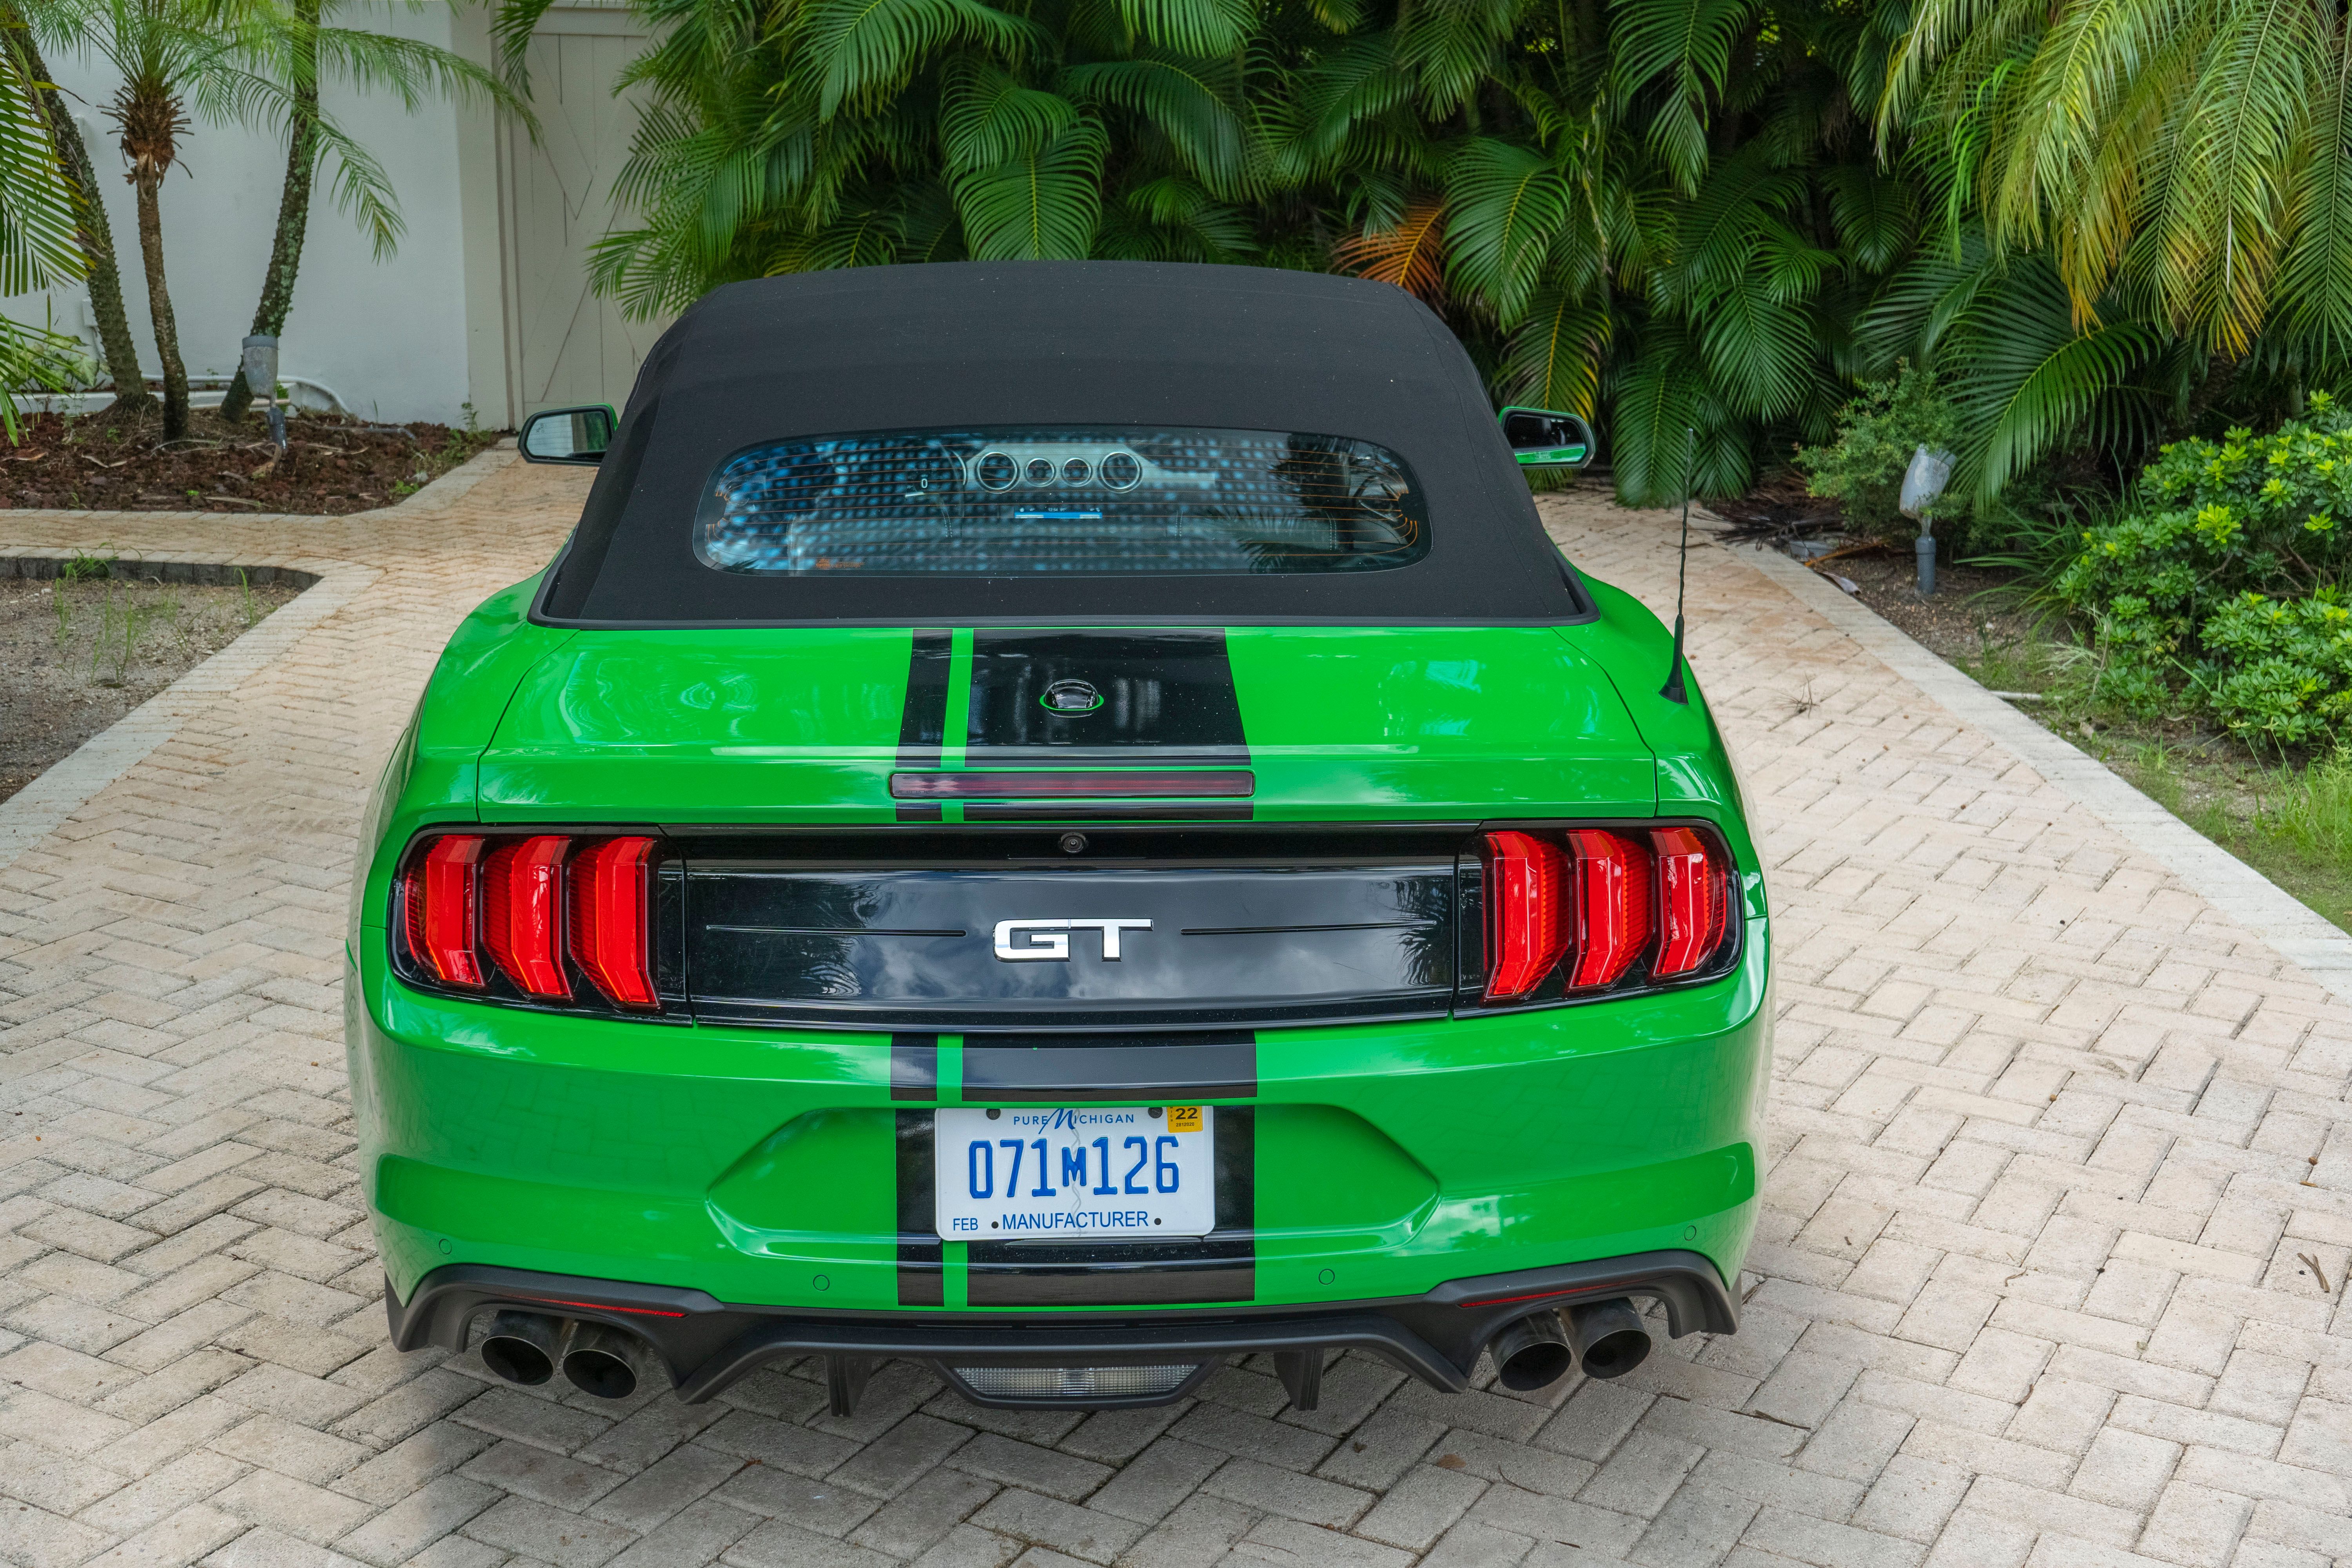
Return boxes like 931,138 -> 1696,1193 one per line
961,1033 -> 1257,1102
385,1246 -> 1735,1406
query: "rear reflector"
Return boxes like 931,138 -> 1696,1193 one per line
1566,829 -> 1653,989
405,836 -> 486,987
482,835 -> 571,998
569,837 -> 659,1009
1653,826 -> 1731,976
1483,830 -> 1570,1000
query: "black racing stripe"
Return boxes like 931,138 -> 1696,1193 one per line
967,1105 -> 1254,1306
895,1110 -> 944,1306
897,628 -> 953,766
962,1033 -> 1257,1102
965,630 -> 1249,768
889,1034 -> 938,1101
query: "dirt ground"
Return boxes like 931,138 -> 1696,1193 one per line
0,574 -> 301,803
0,408 -> 499,515
1804,542 -> 2042,670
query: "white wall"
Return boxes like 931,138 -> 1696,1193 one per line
8,2 -> 494,424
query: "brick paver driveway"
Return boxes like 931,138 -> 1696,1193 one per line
4,455 -> 2350,1568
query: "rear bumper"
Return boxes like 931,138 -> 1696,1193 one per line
388,1249 -> 1738,1407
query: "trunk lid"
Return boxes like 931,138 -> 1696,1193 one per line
474,624 -> 1657,823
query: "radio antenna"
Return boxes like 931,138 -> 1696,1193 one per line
1661,425 -> 1695,704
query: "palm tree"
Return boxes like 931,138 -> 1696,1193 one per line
1879,0 -> 2352,496
99,0 -> 206,438
3,0 -> 152,412
217,0 -> 530,422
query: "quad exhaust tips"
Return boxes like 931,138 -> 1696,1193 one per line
478,1311 -> 654,1399
1566,1298 -> 1652,1380
1486,1298 -> 1655,1390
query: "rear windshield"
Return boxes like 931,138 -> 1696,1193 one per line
693,426 -> 1428,577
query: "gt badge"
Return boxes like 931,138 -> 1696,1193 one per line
993,918 -> 1151,961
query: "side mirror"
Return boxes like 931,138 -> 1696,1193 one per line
519,404 -> 617,465
1499,406 -> 1595,469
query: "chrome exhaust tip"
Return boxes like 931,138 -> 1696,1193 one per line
1488,1310 -> 1575,1391
1566,1298 -> 1652,1380
479,1310 -> 564,1386
560,1321 -> 649,1400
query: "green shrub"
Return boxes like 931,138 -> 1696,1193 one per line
2049,394 -> 2352,748
1795,361 -> 1966,536
2194,591 -> 2352,748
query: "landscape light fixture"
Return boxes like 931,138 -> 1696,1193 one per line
1899,445 -> 1953,595
242,335 -> 287,452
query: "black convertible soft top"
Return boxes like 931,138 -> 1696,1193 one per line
537,261 -> 1588,626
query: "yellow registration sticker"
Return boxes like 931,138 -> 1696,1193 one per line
1167,1106 -> 1203,1133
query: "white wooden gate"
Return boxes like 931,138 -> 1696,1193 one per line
499,3 -> 669,417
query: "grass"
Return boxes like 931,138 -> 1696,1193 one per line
1949,624 -> 2352,935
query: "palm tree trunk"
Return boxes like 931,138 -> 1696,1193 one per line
132,167 -> 188,440
10,16 -> 152,412
219,0 -> 319,424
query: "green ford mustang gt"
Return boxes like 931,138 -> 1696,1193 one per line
348,261 -> 1769,1414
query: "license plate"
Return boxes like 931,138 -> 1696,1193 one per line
935,1106 -> 1214,1240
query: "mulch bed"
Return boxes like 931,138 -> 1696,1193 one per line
1,408 -> 501,515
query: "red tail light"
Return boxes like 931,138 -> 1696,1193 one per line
1566,829 -> 1654,989
404,835 -> 486,987
1653,826 -> 1731,976
482,835 -> 571,998
1480,823 -> 1733,1001
397,831 -> 661,1013
569,837 -> 659,1009
1484,830 -> 1571,999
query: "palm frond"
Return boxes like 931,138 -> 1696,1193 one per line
1609,328 -> 1752,503
1395,0 -> 1514,116
1330,195 -> 1447,303
953,117 -> 1107,258
0,313 -> 90,441
1062,53 -> 1254,196
1822,163 -> 1914,272
2272,33 -> 2352,369
1945,258 -> 2164,497
0,30 -> 81,296
798,0 -> 1038,118
1443,138 -> 1574,324
1500,279 -> 1608,416
1609,0 -> 1755,194
1117,0 -> 1254,57
941,59 -> 1077,172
